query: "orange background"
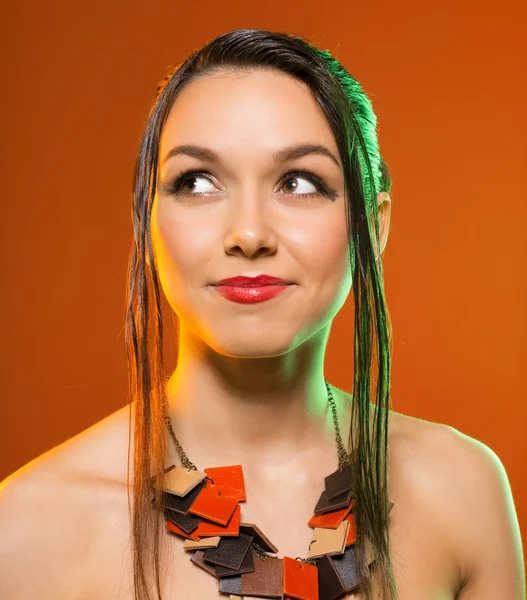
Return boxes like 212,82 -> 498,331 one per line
1,0 -> 525,561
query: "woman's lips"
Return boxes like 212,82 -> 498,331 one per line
213,284 -> 291,304
216,275 -> 289,286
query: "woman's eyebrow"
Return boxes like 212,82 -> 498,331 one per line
161,143 -> 341,168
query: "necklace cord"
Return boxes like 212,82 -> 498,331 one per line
163,379 -> 351,471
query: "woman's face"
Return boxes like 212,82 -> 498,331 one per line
151,68 -> 352,358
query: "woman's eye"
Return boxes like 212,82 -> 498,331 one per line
280,175 -> 318,196
177,174 -> 216,195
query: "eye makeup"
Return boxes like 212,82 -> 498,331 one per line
161,168 -> 339,202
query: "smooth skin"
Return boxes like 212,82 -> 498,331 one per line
0,69 -> 524,600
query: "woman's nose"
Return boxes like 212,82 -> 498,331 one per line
223,198 -> 278,259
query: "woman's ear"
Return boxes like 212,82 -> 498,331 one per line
376,191 -> 392,260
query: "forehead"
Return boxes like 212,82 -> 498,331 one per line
159,69 -> 339,162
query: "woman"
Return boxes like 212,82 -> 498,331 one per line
0,28 -> 523,600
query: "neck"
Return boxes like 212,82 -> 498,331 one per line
165,323 -> 351,470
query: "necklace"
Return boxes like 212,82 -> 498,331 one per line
155,380 -> 393,599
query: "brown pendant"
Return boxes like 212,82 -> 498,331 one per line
315,554 -> 348,600
164,508 -> 201,534
202,533 -> 254,571
239,522 -> 278,553
240,555 -> 283,597
323,464 -> 353,500
219,574 -> 242,594
160,479 -> 206,515
215,546 -> 255,578
166,520 -> 200,541
313,487 -> 354,515
190,549 -> 219,578
329,545 -> 361,592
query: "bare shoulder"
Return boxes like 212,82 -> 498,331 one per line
387,410 -> 525,599
388,408 -> 506,472
0,406 -> 132,599
387,409 -> 517,508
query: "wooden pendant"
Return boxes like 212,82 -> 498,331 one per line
189,477 -> 239,525
283,556 -> 318,600
344,512 -> 357,546
162,465 -> 207,496
204,465 -> 246,502
308,520 -> 349,559
183,536 -> 221,550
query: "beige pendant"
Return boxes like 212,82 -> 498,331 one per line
163,465 -> 207,496
308,519 -> 349,558
183,536 -> 221,550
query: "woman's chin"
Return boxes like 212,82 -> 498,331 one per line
205,333 -> 296,360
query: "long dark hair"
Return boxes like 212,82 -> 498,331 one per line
125,28 -> 396,600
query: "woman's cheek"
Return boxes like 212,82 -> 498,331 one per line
295,216 -> 349,283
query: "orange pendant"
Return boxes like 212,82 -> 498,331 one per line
345,512 -> 357,546
204,465 -> 246,502
189,477 -> 239,525
283,556 -> 318,600
307,498 -> 355,529
194,503 -> 241,537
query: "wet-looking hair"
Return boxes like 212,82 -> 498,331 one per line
125,28 -> 396,600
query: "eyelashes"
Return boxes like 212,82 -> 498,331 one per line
162,168 -> 339,202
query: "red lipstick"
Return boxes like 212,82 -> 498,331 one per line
213,275 -> 292,304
